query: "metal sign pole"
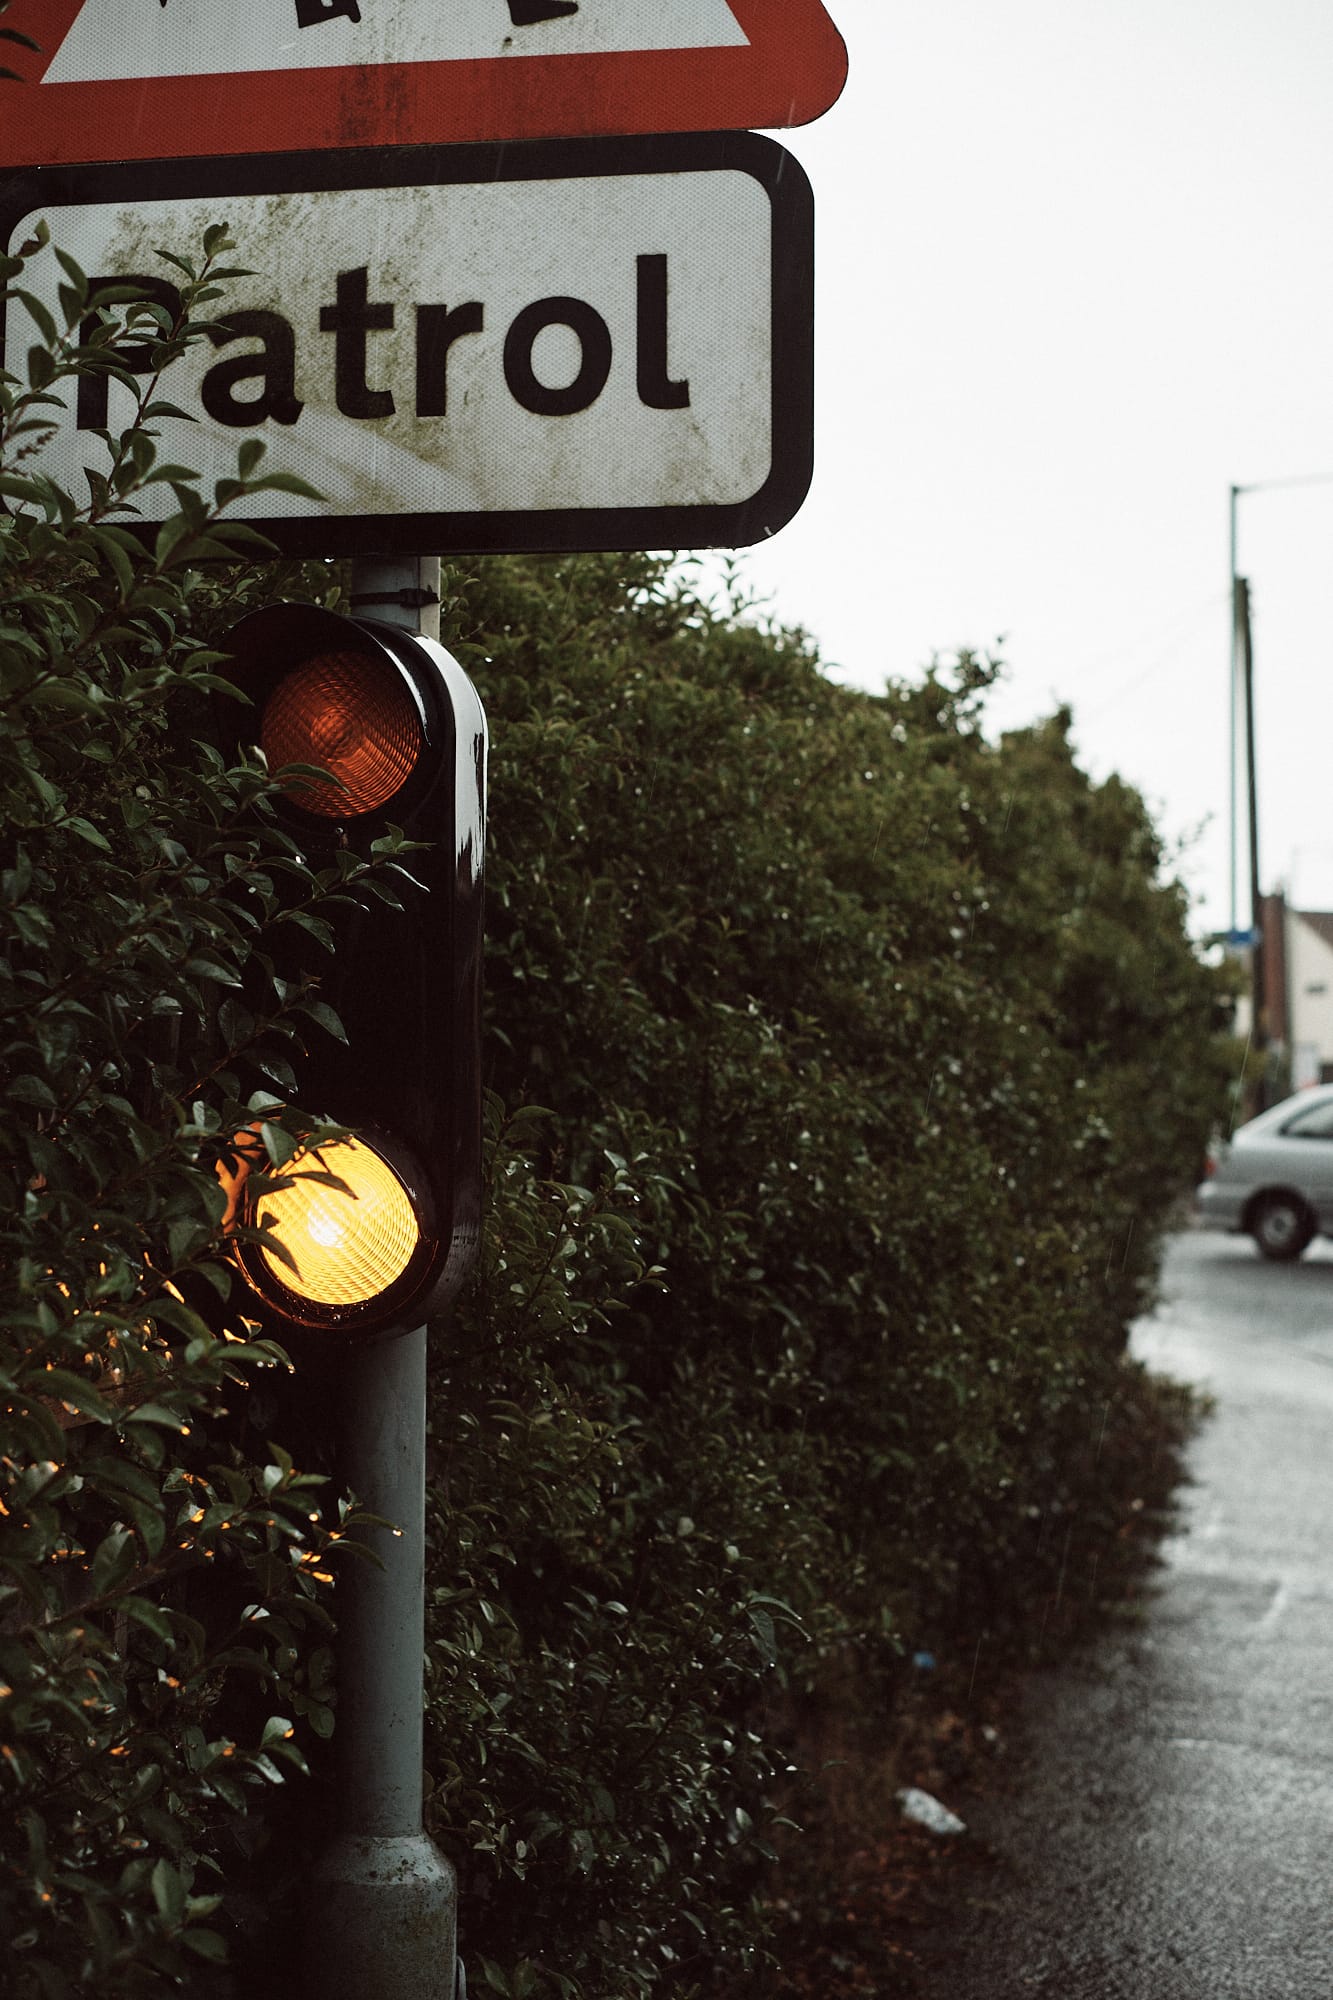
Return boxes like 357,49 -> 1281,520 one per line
304,554 -> 456,2000
350,554 -> 442,643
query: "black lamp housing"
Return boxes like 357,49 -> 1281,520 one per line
218,602 -> 487,1336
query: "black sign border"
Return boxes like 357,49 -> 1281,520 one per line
0,131 -> 813,556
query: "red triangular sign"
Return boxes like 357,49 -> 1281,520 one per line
0,0 -> 847,169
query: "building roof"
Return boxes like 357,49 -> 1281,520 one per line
1296,911 -> 1333,953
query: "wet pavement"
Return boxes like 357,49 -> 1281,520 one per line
909,1226 -> 1333,1998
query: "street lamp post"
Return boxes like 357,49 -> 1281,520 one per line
1228,474 -> 1333,1097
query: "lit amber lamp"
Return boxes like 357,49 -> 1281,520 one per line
253,1138 -> 420,1309
221,1129 -> 430,1330
261,649 -> 422,816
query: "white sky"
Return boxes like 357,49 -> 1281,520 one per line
744,0 -> 1333,939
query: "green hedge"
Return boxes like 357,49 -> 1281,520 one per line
1,234 -> 1233,1998
0,229 -> 401,1996
410,557 -> 1233,1995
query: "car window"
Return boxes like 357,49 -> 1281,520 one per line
1280,1100 -> 1333,1138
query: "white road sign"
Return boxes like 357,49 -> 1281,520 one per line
0,138 -> 813,555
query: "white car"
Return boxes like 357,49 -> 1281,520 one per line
1196,1083 -> 1333,1260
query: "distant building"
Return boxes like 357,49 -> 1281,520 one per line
1259,894 -> 1333,1088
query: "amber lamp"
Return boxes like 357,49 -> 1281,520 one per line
255,1138 -> 420,1309
260,648 -> 422,817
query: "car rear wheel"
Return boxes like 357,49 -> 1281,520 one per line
1251,1193 -> 1315,1262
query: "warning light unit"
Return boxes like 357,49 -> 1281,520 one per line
219,603 -> 487,1338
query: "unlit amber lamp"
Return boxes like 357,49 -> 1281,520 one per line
255,1137 -> 419,1308
261,649 -> 421,815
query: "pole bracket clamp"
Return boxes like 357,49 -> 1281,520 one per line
350,587 -> 441,610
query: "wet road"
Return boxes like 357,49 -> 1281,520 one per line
911,1226 -> 1333,1998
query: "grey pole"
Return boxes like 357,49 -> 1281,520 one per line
306,1326 -> 456,2000
1226,472 -> 1333,941
1236,576 -> 1268,1108
1228,484 -> 1239,939
304,552 -> 457,2000
348,552 -> 442,642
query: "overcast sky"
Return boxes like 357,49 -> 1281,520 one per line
743,0 -> 1333,939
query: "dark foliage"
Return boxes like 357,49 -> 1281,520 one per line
0,226 -> 391,1995
416,556 -> 1233,1996
2,224 -> 1232,2000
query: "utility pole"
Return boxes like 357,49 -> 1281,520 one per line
1235,575 -> 1267,1101
1229,484 -> 1240,940
1226,474 -> 1333,1103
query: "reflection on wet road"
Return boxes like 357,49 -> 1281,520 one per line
911,1228 -> 1333,1999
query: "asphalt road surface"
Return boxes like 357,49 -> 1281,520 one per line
909,1225 -> 1333,1999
